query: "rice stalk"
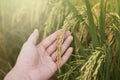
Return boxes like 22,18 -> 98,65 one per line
117,0 -> 120,15
80,50 -> 103,80
11,7 -> 27,27
43,0 -> 66,38
56,23 -> 70,72
92,54 -> 104,80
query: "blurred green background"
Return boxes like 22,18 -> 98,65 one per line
0,0 -> 46,79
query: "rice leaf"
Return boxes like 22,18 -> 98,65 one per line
84,0 -> 98,48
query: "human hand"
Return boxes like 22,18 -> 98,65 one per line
4,29 -> 73,80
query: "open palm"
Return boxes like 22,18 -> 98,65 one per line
5,29 -> 73,80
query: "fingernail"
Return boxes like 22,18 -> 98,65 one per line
70,47 -> 73,52
69,36 -> 73,40
66,31 -> 71,35
33,29 -> 38,33
68,31 -> 71,34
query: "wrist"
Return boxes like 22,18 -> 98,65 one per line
4,65 -> 30,80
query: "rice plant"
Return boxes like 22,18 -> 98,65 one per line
43,0 -> 120,80
0,0 -> 120,80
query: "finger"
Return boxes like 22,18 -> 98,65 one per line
39,29 -> 62,49
46,31 -> 71,55
27,29 -> 39,44
51,35 -> 73,61
60,47 -> 73,66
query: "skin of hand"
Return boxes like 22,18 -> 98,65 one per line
4,29 -> 73,80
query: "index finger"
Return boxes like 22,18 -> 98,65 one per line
38,29 -> 66,49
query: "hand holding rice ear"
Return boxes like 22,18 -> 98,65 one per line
4,29 -> 73,80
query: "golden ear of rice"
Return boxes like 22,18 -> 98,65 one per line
56,23 -> 69,72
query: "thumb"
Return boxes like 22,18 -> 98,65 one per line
27,29 -> 39,44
